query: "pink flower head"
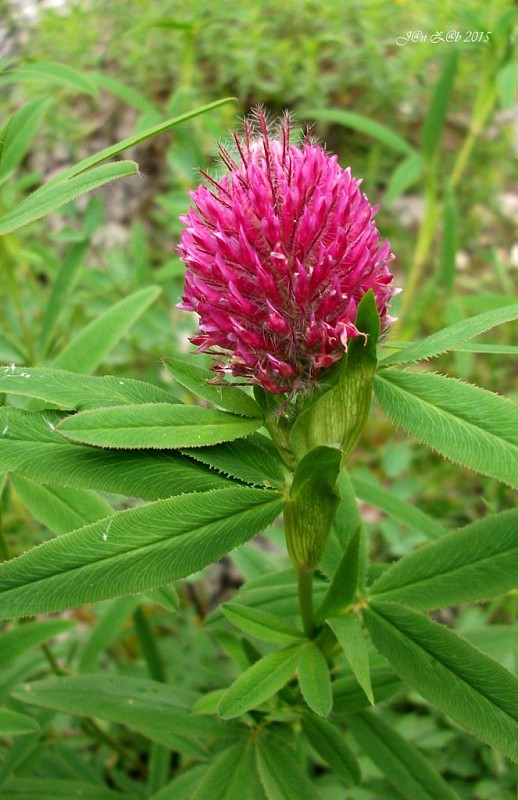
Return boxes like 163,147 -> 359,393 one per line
178,111 -> 396,394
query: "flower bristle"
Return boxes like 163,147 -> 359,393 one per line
178,109 -> 397,394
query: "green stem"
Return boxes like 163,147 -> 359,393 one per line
0,479 -> 13,562
133,606 -> 166,683
450,83 -> 496,189
297,569 -> 315,638
401,166 -> 438,320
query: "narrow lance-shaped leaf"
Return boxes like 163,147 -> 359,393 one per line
78,597 -> 141,673
165,356 -> 262,418
0,709 -> 40,737
301,713 -> 361,786
12,475 -> 113,535
365,601 -> 518,762
379,302 -> 518,367
52,285 -> 161,373
0,96 -> 52,182
347,710 -> 461,800
0,365 -> 176,410
302,108 -> 416,156
181,433 -> 285,488
37,242 -> 88,358
320,468 -> 364,580
373,370 -> 518,489
369,508 -> 518,610
0,61 -> 99,95
222,603 -> 305,645
352,474 -> 447,540
297,642 -> 332,717
256,732 -> 323,800
0,161 -> 138,237
0,779 -> 130,800
316,524 -> 362,621
189,742 -> 260,800
11,674 -> 231,756
0,408 -> 230,500
384,153 -> 424,206
0,486 -> 284,618
327,614 -> 374,704
218,644 -> 303,719
44,97 -> 235,184
421,52 -> 458,158
57,403 -> 262,449
0,618 -> 77,670
332,668 -> 403,715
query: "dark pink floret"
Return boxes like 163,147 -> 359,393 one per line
178,111 -> 396,394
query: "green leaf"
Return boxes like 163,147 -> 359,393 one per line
0,779 -> 128,800
0,161 -> 138,237
365,601 -> 518,761
316,524 -> 361,620
421,52 -> 458,158
384,153 -> 424,206
181,433 -> 285,488
373,370 -> 518,489
206,576 -> 324,627
44,97 -> 234,185
11,675 -> 225,756
218,644 -> 303,719
0,618 -> 76,670
190,741 -> 259,800
78,597 -> 140,672
12,475 -> 113,534
440,186 -> 458,293
0,97 -> 52,182
165,357 -> 262,418
327,615 -> 374,704
302,108 -> 415,156
37,243 -> 88,358
369,508 -> 518,609
147,766 -> 208,800
256,732 -> 322,800
379,302 -> 518,367
0,487 -> 283,618
90,71 -> 157,114
57,403 -> 262,449
462,625 -> 518,665
0,365 -> 176,410
52,286 -> 161,373
0,708 -> 40,736
0,61 -> 99,95
297,642 -> 332,717
497,61 -> 518,110
0,408 -> 229,500
320,469 -> 364,580
451,343 -> 518,355
301,713 -> 361,786
332,668 -> 403,714
222,604 -> 305,645
351,474 -> 447,541
192,689 -> 227,716
347,710 -> 461,800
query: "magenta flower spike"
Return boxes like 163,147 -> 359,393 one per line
178,111 -> 396,395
